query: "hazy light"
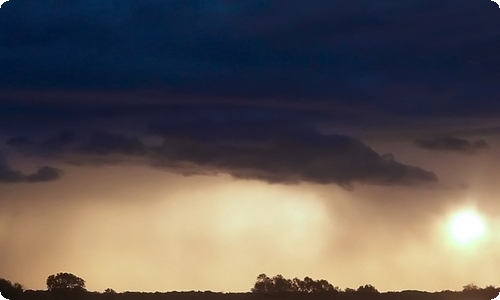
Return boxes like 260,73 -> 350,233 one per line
449,210 -> 486,244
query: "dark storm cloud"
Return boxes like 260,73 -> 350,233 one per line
79,131 -> 146,156
151,135 -> 437,187
25,166 -> 63,183
0,153 -> 61,183
415,136 -> 489,153
7,131 -> 146,159
1,0 -> 500,116
5,108 -> 438,187
148,118 -> 437,187
7,132 -> 78,156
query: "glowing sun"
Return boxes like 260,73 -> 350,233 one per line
449,210 -> 486,244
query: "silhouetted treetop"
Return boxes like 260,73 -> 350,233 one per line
46,272 -> 86,292
357,284 -> 379,294
462,284 -> 480,291
0,278 -> 24,300
251,274 -> 340,293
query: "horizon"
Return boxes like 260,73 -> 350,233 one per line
3,273 -> 499,294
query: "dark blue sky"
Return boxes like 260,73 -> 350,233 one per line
1,0 -> 499,111
1,0 -> 499,186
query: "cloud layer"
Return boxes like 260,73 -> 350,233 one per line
415,136 -> 489,153
0,153 -> 61,183
149,119 -> 437,187
6,121 -> 437,187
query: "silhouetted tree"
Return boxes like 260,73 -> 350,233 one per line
357,284 -> 379,297
271,275 -> 294,292
292,277 -> 306,292
46,273 -> 86,292
251,274 -> 274,293
104,288 -> 117,294
482,285 -> 499,299
462,284 -> 479,292
0,278 -> 24,300
251,274 -> 266,293
251,274 -> 338,293
315,279 -> 339,293
302,277 -> 316,293
46,273 -> 86,300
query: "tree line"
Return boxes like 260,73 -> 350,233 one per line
251,273 -> 379,294
1,273 -> 499,300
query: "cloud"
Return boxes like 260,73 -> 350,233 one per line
78,131 -> 146,156
0,153 -> 61,184
149,121 -> 438,187
6,120 -> 438,187
415,136 -> 489,153
25,166 -> 63,183
5,131 -> 148,169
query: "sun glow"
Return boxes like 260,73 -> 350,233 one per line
449,210 -> 486,244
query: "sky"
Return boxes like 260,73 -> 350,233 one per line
1,0 -> 500,294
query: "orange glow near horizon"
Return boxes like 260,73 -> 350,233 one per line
45,172 -> 334,292
2,166 -> 500,293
